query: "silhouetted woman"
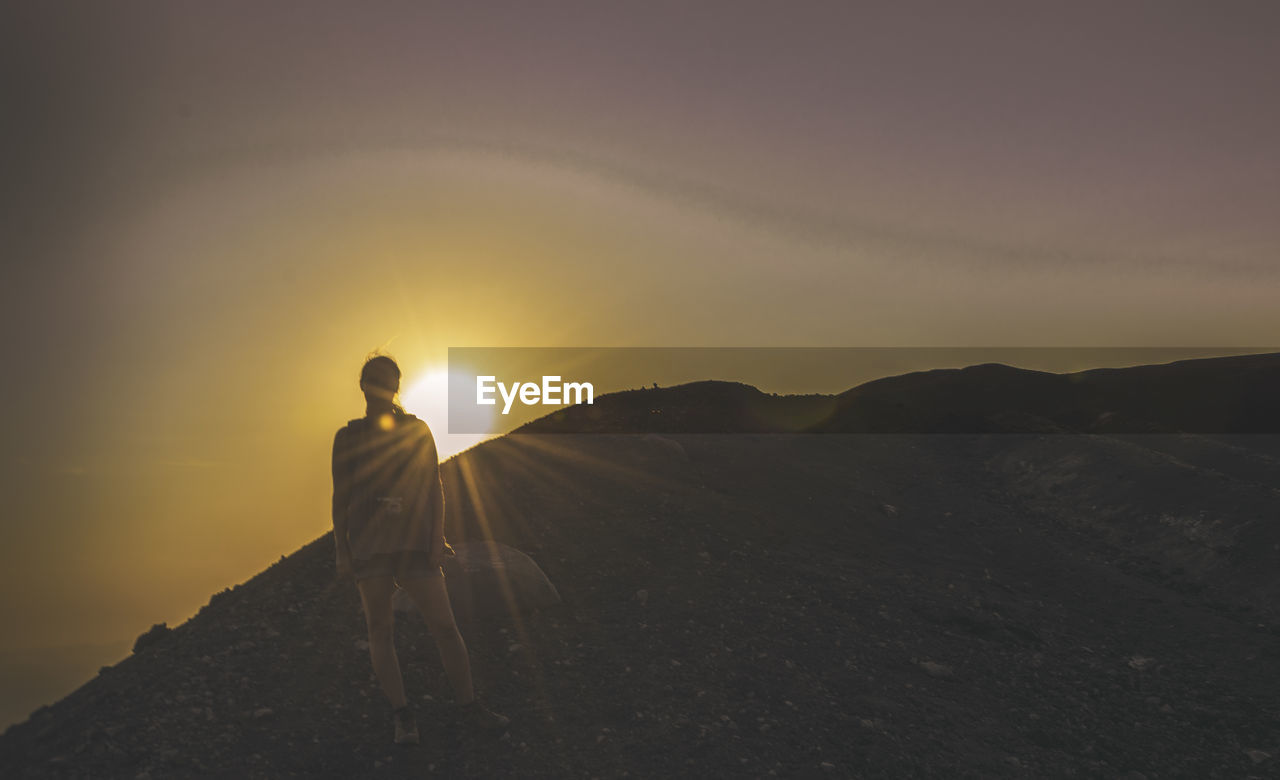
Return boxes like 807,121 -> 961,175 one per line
331,354 -> 508,745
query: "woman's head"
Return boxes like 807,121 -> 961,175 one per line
359,353 -> 403,412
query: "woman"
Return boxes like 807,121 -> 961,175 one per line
331,354 -> 509,745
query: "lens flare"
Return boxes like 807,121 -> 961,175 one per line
402,366 -> 495,460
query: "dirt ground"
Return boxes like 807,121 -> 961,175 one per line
2,432 -> 1278,778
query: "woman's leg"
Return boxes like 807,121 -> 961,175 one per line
397,570 -> 476,704
356,575 -> 408,709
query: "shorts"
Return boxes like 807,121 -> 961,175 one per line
352,550 -> 443,582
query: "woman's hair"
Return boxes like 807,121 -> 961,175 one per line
360,353 -> 407,415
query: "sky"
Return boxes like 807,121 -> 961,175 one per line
2,1 -> 1278,654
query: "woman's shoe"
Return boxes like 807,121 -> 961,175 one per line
456,700 -> 510,732
393,706 -> 420,745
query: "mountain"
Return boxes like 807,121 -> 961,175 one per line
515,380 -> 839,434
2,354 -> 1279,777
521,351 -> 1280,434
823,352 -> 1280,434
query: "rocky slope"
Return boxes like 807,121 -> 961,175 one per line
3,357 -> 1279,778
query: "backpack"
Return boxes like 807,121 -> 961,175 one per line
340,411 -> 437,554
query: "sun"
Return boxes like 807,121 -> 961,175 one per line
402,366 -> 494,460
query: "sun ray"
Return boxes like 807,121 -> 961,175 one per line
453,454 -> 535,642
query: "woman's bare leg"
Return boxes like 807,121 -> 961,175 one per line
356,575 -> 407,709
397,570 -> 475,704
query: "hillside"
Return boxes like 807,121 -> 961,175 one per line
520,352 -> 1280,435
2,355 -> 1279,778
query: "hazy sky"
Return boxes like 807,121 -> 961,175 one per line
2,1 -> 1278,649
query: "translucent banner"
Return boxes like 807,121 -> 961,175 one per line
445,347 -> 1280,435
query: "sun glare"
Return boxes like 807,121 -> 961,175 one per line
402,366 -> 494,460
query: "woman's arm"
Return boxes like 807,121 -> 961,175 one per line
430,467 -> 447,549
331,428 -> 354,574
413,423 -> 453,561
428,471 -> 454,565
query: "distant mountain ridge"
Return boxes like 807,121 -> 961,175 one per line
518,351 -> 1280,434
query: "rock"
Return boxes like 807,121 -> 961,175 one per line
354,639 -> 370,651
252,708 -> 273,719
636,589 -> 649,606
1245,749 -> 1271,764
880,504 -> 899,517
393,542 -> 560,622
919,661 -> 954,679
132,623 -> 172,653
1126,656 -> 1156,691
641,434 -> 688,460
